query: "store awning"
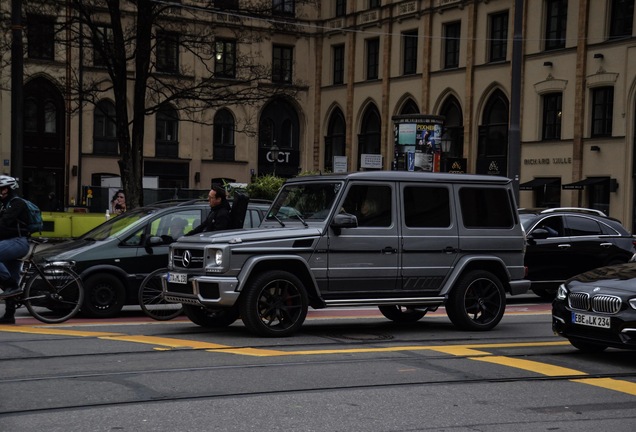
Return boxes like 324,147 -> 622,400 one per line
519,178 -> 559,191
562,177 -> 608,190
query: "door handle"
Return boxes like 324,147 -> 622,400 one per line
557,244 -> 571,249
382,247 -> 397,254
443,246 -> 458,254
600,243 -> 613,248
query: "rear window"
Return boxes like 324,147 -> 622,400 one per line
403,186 -> 451,228
459,187 -> 513,229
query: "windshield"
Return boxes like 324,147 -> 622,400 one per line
268,182 -> 343,222
79,209 -> 153,241
519,214 -> 537,231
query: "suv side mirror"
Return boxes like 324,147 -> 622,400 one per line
331,213 -> 358,235
144,235 -> 164,253
528,228 -> 549,240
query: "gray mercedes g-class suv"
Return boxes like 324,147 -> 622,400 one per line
163,171 -> 529,337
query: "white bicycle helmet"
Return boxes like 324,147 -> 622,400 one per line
0,175 -> 19,190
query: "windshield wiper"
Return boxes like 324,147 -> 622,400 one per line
267,214 -> 285,227
290,213 -> 308,227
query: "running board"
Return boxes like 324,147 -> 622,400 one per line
324,297 -> 445,308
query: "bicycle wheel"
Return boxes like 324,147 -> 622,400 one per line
138,268 -> 183,321
24,266 -> 84,324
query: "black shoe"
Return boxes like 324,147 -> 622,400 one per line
0,286 -> 23,299
0,315 -> 15,324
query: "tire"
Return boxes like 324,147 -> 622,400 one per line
446,270 -> 506,331
24,266 -> 84,324
569,338 -> 608,353
183,304 -> 239,327
82,273 -> 126,318
379,305 -> 426,323
240,270 -> 308,337
138,269 -> 183,321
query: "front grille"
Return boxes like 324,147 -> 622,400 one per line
172,248 -> 205,269
568,292 -> 590,311
591,295 -> 621,314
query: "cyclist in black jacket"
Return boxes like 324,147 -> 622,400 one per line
0,175 -> 30,324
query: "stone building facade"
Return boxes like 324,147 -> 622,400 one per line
2,0 -> 636,230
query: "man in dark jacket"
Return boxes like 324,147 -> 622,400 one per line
187,185 -> 231,235
0,175 -> 31,324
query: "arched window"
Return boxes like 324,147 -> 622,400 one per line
93,100 -> 118,155
400,99 -> 420,115
440,96 -> 464,159
156,105 -> 179,158
477,90 -> 509,175
258,98 -> 300,177
213,109 -> 235,161
324,108 -> 346,172
358,104 -> 381,169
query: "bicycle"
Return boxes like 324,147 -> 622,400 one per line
0,238 -> 84,324
138,268 -> 183,321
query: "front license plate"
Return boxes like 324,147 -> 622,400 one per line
572,312 -> 611,328
168,272 -> 187,284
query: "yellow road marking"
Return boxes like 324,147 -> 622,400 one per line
2,324 -> 635,397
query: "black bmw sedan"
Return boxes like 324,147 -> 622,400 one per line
552,262 -> 636,352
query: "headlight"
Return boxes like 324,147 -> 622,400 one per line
629,298 -> 636,310
556,284 -> 568,300
214,249 -> 223,266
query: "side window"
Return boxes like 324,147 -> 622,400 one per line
535,216 -> 564,237
404,186 -> 451,228
566,216 -> 603,236
122,226 -> 144,246
343,185 -> 392,227
459,187 -> 513,229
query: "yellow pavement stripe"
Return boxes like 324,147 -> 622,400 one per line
572,378 -> 636,396
472,355 -> 585,376
0,325 -> 122,338
473,355 -> 636,397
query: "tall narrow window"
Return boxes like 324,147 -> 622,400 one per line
545,0 -> 567,51
366,38 -> 380,80
369,0 -> 381,8
213,109 -> 235,161
156,105 -> 179,158
591,87 -> 614,137
156,32 -> 179,73
402,30 -> 418,75
489,11 -> 508,62
93,100 -> 118,155
335,0 -> 346,17
93,25 -> 113,67
27,15 -> 55,60
272,45 -> 293,83
443,22 -> 461,69
273,0 -> 295,16
333,44 -> 345,85
325,108 -> 346,172
609,0 -> 634,39
542,93 -> 562,140
215,39 -> 236,78
541,93 -> 563,141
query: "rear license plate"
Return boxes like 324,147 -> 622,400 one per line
168,272 -> 187,284
572,312 -> 610,328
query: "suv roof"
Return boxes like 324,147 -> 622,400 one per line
285,171 -> 513,185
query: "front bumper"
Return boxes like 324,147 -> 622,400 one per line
552,299 -> 636,349
163,275 -> 240,307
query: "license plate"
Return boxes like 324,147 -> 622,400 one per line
572,312 -> 611,328
168,272 -> 187,284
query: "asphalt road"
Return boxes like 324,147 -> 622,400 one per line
1,297 -> 636,432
